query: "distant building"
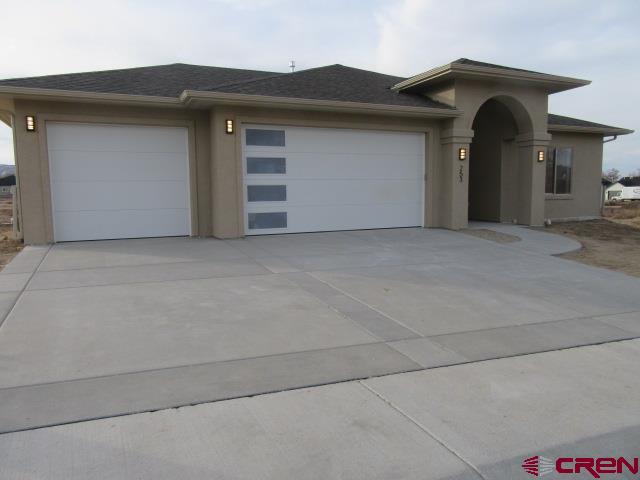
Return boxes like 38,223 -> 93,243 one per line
605,176 -> 640,201
0,174 -> 15,195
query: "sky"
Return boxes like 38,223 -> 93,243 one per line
0,0 -> 638,174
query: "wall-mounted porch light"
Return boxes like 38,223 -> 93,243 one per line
225,119 -> 234,134
25,115 -> 36,132
458,147 -> 467,161
537,150 -> 545,162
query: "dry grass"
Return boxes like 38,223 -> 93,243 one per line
0,196 -> 23,271
542,216 -> 640,277
603,202 -> 640,229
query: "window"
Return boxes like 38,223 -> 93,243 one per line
248,212 -> 287,229
247,185 -> 287,202
247,157 -> 286,174
545,147 -> 573,194
246,129 -> 285,147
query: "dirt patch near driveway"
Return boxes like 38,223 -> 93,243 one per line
0,196 -> 23,271
462,228 -> 521,244
540,219 -> 640,277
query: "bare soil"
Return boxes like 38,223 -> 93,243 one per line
0,196 -> 23,271
542,212 -> 640,277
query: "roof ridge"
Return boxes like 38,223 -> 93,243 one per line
0,63 -> 281,84
199,64 -> 407,93
197,64 -> 341,92
197,72 -> 289,92
0,63 -> 183,82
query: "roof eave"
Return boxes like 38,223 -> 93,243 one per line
548,124 -> 634,136
181,90 -> 461,118
0,86 -> 460,118
0,86 -> 182,107
393,63 -> 590,94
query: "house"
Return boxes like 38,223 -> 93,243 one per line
0,58 -> 633,243
0,174 -> 16,195
605,177 -> 640,201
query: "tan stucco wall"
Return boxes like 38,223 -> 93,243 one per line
11,99 -> 443,243
545,132 -> 604,220
7,94 -> 606,244
12,99 -> 211,244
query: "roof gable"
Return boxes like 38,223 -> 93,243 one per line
392,57 -> 590,94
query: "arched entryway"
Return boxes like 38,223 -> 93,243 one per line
468,96 -> 533,223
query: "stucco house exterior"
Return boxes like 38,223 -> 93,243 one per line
0,58 -> 633,244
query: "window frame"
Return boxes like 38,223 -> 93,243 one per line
545,146 -> 574,196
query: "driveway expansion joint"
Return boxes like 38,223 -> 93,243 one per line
359,381 -> 488,480
0,244 -> 52,330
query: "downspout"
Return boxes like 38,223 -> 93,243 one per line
601,135 -> 618,215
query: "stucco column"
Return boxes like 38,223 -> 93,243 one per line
515,132 -> 551,226
210,108 -> 243,238
439,128 -> 474,230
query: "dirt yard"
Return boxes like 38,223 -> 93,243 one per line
0,196 -> 23,271
603,201 -> 640,229
542,203 -> 640,277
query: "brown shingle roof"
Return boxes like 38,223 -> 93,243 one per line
0,63 -> 453,109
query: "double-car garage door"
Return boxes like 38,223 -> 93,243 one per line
243,125 -> 424,235
47,122 -> 424,241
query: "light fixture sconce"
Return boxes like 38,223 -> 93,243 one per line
458,147 -> 467,161
25,115 -> 36,132
225,119 -> 234,134
537,150 -> 545,162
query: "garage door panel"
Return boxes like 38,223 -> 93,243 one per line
269,153 -> 423,180
285,204 -> 422,232
48,150 -> 189,182
54,209 -> 190,242
48,123 -> 190,241
282,129 -> 424,155
52,181 -> 189,211
248,179 -> 421,206
47,124 -> 188,154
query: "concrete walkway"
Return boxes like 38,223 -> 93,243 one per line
467,221 -> 582,255
0,228 -> 639,434
1,339 -> 637,480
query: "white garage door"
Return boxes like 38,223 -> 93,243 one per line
243,125 -> 424,235
47,123 -> 190,242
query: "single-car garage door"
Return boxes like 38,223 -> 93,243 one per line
243,125 -> 424,234
47,123 -> 190,242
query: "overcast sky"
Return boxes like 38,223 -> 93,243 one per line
0,0 -> 638,174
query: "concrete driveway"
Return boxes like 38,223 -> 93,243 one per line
0,226 -> 639,433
